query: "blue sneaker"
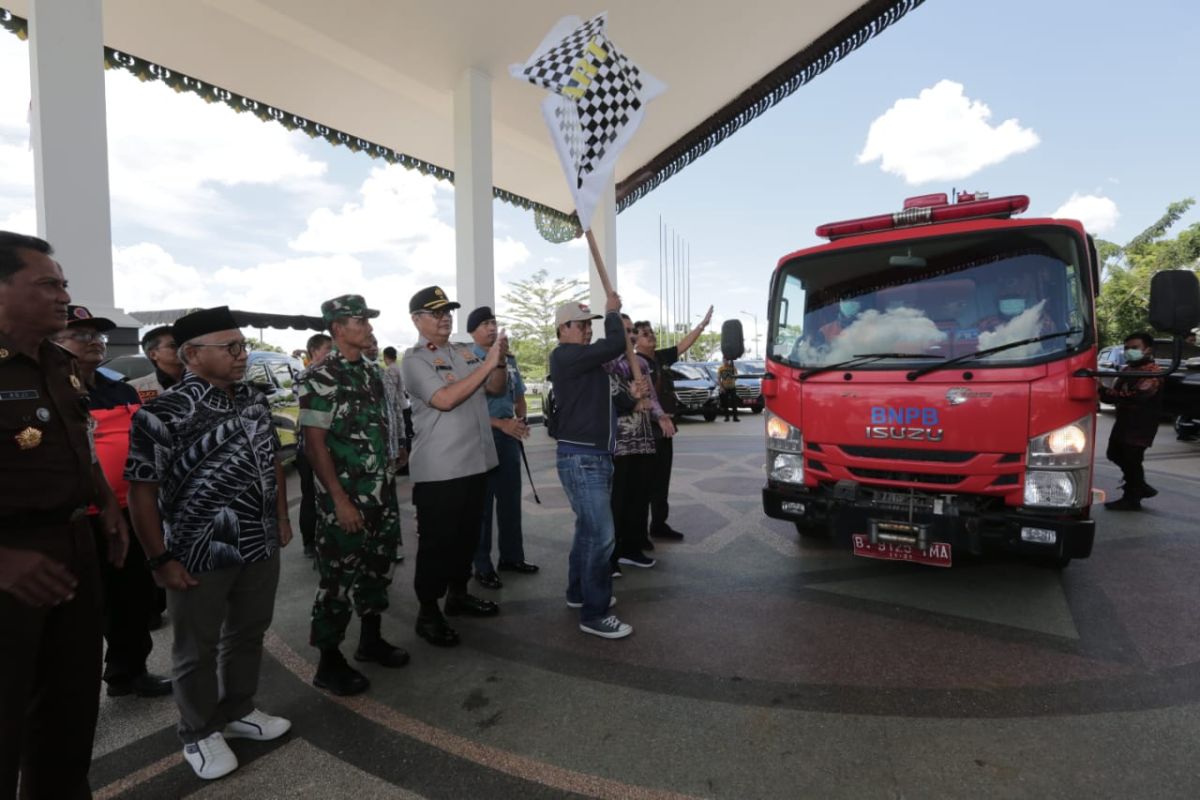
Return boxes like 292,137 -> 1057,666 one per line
579,615 -> 633,639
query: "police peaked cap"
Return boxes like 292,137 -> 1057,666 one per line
409,285 -> 461,314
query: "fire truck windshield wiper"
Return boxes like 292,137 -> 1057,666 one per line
905,329 -> 1083,381
799,352 -> 944,381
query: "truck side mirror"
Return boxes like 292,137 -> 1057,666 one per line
1149,270 -> 1200,335
721,320 -> 745,361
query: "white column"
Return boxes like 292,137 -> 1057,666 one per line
588,178 -> 617,312
28,0 -> 130,327
453,68 -> 494,335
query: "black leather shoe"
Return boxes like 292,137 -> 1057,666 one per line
108,671 -> 173,698
302,543 -> 316,558
313,648 -> 370,695
651,526 -> 685,541
415,615 -> 460,647
475,571 -> 503,590
1104,496 -> 1142,511
444,593 -> 500,617
497,560 -> 539,574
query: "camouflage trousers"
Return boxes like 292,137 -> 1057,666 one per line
309,483 -> 402,649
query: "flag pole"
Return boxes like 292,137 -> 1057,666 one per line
585,228 -> 642,381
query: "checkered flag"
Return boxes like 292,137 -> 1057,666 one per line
511,13 -> 665,231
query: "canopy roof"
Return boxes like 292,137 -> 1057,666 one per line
129,308 -> 324,331
1,1 -> 923,239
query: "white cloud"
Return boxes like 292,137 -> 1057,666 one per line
0,207 -> 35,235
1051,193 -> 1119,234
857,80 -> 1040,184
291,163 -> 530,282
0,36 -> 334,238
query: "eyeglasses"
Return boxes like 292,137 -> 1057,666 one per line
189,340 -> 248,357
60,331 -> 108,344
417,309 -> 453,320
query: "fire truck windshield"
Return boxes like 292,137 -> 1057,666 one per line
770,228 -> 1092,369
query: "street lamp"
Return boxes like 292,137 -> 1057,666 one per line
739,310 -> 759,358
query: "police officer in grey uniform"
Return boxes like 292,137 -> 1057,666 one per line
401,286 -> 502,646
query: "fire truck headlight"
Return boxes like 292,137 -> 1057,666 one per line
1024,470 -> 1077,507
770,453 -> 805,484
1028,416 -> 1093,468
765,410 -> 802,452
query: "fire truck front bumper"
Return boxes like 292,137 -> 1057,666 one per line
763,479 -> 1095,561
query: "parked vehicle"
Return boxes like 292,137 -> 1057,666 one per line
669,362 -> 720,421
701,360 -> 766,414
243,352 -> 304,463
757,191 -> 1198,568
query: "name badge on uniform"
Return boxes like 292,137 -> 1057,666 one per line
14,426 -> 42,450
0,389 -> 38,401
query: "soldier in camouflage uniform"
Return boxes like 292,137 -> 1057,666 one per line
299,295 -> 408,697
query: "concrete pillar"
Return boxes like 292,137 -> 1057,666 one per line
588,179 -> 617,312
27,0 -> 135,339
453,68 -> 494,335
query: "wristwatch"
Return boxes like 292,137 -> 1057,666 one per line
145,550 -> 177,570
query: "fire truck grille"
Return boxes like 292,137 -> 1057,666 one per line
838,446 -> 976,463
849,468 -> 964,486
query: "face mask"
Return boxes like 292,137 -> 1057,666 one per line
998,298 -> 1026,317
1124,348 -> 1144,362
839,300 -> 861,318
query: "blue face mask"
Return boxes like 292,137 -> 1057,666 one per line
998,298 -> 1026,317
839,300 -> 861,318
1124,348 -> 1145,362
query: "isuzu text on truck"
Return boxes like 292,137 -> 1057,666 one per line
758,192 -> 1199,567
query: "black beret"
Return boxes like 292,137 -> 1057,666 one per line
140,325 -> 174,348
466,306 -> 495,333
173,306 -> 240,344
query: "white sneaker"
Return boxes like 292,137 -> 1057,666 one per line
567,596 -> 616,609
223,708 -> 292,742
579,615 -> 633,639
183,732 -> 238,780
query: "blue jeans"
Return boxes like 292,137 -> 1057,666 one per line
556,453 -> 615,622
474,430 -> 525,574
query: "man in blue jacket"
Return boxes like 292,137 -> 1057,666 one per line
549,291 -> 636,639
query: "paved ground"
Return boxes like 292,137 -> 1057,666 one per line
88,412 -> 1200,799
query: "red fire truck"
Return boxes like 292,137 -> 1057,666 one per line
760,192 -> 1111,567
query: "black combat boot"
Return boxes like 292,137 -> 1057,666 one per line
313,647 -> 370,696
354,614 -> 411,667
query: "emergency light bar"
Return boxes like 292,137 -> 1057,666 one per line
815,193 -> 1031,240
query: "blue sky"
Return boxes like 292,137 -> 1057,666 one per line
1,0 -> 1197,354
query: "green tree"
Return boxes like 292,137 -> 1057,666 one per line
1095,198 -> 1200,345
501,269 -> 588,380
